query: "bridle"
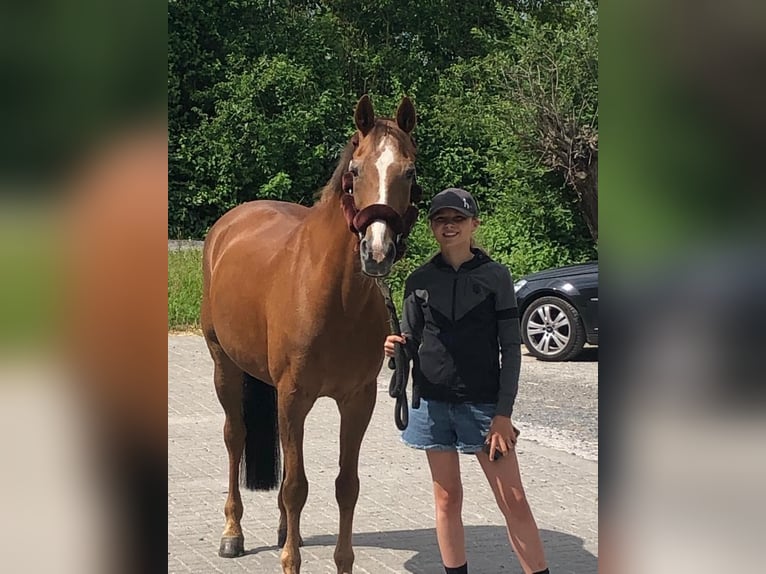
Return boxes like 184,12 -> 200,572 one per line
339,133 -> 422,261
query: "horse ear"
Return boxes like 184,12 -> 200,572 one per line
396,97 -> 416,133
354,95 -> 375,136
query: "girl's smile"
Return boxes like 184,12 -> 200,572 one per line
430,210 -> 477,247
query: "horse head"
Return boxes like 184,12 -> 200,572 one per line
341,95 -> 420,277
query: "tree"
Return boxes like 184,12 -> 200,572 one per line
476,0 -> 599,242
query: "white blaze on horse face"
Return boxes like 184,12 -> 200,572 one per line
375,139 -> 395,205
368,139 -> 396,258
367,221 -> 388,262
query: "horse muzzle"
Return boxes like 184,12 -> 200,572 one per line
359,231 -> 397,277
350,203 -> 403,277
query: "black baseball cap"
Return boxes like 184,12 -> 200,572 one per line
427,188 -> 479,219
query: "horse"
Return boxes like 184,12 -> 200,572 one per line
200,95 -> 419,574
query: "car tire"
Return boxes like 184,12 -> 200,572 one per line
521,296 -> 586,361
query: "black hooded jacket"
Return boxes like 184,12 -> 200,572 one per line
400,249 -> 522,417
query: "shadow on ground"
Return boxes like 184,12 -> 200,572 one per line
246,526 -> 596,573
522,346 -> 598,363
570,346 -> 598,363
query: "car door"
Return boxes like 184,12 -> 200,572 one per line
576,267 -> 599,340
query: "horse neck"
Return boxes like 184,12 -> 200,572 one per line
297,193 -> 380,313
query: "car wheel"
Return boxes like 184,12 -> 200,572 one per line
521,296 -> 586,361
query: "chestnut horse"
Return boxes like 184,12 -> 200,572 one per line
200,95 -> 418,573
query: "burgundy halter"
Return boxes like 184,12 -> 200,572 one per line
339,135 -> 421,261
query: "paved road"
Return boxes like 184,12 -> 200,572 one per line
511,346 -> 598,461
168,335 -> 598,573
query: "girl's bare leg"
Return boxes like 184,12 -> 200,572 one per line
427,450 -> 467,568
477,448 -> 548,574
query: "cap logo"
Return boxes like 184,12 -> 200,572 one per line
463,197 -> 471,210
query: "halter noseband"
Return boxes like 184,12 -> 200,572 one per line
340,135 -> 421,261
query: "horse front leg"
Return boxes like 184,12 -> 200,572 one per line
278,388 -> 313,574
334,382 -> 376,574
277,466 -> 287,547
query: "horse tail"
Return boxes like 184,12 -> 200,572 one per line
241,373 -> 281,491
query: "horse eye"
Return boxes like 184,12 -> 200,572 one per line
350,165 -> 360,177
405,166 -> 416,179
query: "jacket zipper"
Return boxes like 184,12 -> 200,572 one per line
451,273 -> 458,321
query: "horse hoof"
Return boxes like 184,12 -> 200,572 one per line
218,535 -> 244,558
277,529 -> 303,548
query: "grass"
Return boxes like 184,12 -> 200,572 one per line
168,249 -> 203,331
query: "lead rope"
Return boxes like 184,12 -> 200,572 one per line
375,279 -> 414,430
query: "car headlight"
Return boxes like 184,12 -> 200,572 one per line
513,279 -> 527,293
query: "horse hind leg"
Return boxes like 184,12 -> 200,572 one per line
221,371 -> 280,559
207,342 -> 248,558
334,383 -> 376,574
209,343 -> 281,558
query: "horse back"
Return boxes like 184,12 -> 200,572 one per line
204,200 -> 308,264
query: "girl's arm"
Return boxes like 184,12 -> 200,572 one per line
495,266 -> 522,417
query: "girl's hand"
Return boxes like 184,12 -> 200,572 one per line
485,416 -> 519,460
383,334 -> 407,357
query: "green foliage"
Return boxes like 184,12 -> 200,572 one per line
168,249 -> 203,330
169,0 -> 598,283
0,223 -> 58,348
477,180 -> 597,278
471,0 -> 599,239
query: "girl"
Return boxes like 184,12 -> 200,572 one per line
384,188 -> 550,574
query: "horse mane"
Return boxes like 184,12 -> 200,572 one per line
316,138 -> 356,202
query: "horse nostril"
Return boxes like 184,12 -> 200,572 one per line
360,238 -> 370,258
387,242 -> 396,259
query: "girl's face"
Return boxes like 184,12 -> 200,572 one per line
429,208 -> 479,249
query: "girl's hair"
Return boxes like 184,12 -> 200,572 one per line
470,218 -> 489,254
470,237 -> 489,255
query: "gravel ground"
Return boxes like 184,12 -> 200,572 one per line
510,347 -> 598,460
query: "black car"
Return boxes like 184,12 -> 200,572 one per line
513,261 -> 598,361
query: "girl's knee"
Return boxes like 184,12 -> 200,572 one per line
498,488 -> 531,518
434,484 -> 463,515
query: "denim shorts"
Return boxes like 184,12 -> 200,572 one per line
401,398 -> 496,454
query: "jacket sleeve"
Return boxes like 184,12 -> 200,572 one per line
400,274 -> 424,357
495,265 -> 522,417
